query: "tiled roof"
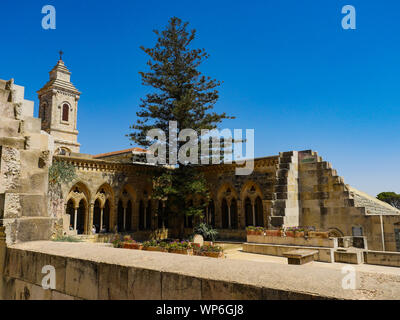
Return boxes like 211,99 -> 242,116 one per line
93,147 -> 148,158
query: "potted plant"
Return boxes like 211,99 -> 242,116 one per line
193,223 -> 218,242
246,226 -> 257,235
168,241 -> 193,255
157,241 -> 169,252
255,227 -> 265,236
110,234 -> 122,248
294,228 -> 305,238
196,245 -> 224,258
285,227 -> 295,237
142,240 -> 160,251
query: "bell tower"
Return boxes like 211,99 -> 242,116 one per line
37,52 -> 81,154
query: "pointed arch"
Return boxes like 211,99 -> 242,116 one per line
240,181 -> 263,201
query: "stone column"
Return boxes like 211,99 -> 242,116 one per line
74,207 -> 78,231
228,200 -> 232,229
237,200 -> 244,229
144,203 -> 147,230
263,200 -> 271,229
113,200 -> 119,232
100,207 -> 104,231
252,201 -> 256,226
123,207 -> 127,231
88,202 -> 94,235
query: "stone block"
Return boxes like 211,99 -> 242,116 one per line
0,147 -> 21,193
3,193 -> 21,219
51,290 -> 74,300
0,136 -> 25,149
98,263 -> 130,300
0,101 -> 15,118
128,268 -> 162,299
334,250 -> 363,264
14,279 -> 52,300
0,119 -> 20,137
19,171 -> 48,194
19,194 -> 47,217
21,117 -> 41,134
161,273 -> 201,300
25,133 -> 50,151
65,258 -> 99,300
7,217 -> 53,243
201,279 -> 263,300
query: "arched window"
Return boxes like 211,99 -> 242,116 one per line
62,104 -> 69,122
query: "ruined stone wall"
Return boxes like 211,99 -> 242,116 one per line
297,150 -> 400,251
0,79 -> 54,244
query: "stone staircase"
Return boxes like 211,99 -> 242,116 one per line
0,78 -> 54,244
297,150 -> 399,239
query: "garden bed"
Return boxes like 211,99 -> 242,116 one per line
110,235 -> 223,257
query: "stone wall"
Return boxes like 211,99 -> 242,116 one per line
52,148 -> 400,251
0,79 -> 54,245
1,245 -> 330,300
364,250 -> 400,267
297,150 -> 400,251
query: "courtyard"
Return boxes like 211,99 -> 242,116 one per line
6,239 -> 400,300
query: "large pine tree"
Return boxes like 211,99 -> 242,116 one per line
128,17 -> 234,235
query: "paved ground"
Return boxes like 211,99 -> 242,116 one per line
222,244 -> 400,276
10,241 -> 400,299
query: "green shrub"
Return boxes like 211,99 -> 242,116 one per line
53,235 -> 82,242
193,223 -> 218,241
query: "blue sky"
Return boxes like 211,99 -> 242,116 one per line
1,0 -> 399,196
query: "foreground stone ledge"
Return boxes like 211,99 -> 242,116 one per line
3,241 -> 400,300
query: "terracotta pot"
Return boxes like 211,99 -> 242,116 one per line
285,231 -> 295,237
294,231 -> 305,238
255,231 -> 264,236
266,230 -> 281,237
144,246 -> 163,252
123,242 -> 136,249
247,230 -> 256,235
203,251 -> 224,258
169,248 -> 192,255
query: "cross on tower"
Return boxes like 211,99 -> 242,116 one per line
59,50 -> 64,61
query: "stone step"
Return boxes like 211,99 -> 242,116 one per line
21,117 -> 41,134
2,193 -> 47,219
0,101 -> 15,118
19,170 -> 48,194
0,118 -> 20,137
0,88 -> 10,103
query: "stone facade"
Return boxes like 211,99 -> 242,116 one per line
52,150 -> 400,251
